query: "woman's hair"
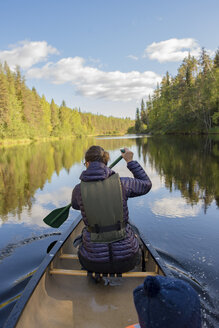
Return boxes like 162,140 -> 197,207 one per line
85,146 -> 109,165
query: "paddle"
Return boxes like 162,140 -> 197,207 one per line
43,149 -> 125,228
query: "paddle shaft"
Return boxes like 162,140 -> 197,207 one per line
109,155 -> 123,168
109,148 -> 125,168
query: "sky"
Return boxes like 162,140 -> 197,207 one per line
0,0 -> 218,119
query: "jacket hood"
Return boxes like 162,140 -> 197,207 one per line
80,161 -> 115,182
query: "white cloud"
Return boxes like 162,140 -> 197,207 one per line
0,40 -> 59,70
144,38 -> 202,62
36,187 -> 72,208
27,56 -> 161,101
150,175 -> 165,192
127,55 -> 139,61
3,187 -> 73,227
4,203 -> 50,227
150,197 -> 201,218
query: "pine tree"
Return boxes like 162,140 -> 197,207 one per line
200,47 -> 212,76
0,64 -> 10,137
140,99 -> 147,125
50,99 -> 60,136
135,108 -> 141,132
40,95 -> 52,136
61,100 -> 66,107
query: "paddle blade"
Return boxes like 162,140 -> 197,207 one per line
43,204 -> 71,228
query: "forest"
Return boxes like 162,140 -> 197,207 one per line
0,63 -> 134,141
134,48 -> 219,134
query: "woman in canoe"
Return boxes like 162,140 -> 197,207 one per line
71,145 -> 152,274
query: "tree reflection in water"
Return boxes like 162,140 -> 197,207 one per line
136,135 -> 219,210
0,137 -> 135,221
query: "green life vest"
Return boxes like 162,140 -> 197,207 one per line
80,173 -> 126,243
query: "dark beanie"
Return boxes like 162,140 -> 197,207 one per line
133,276 -> 201,328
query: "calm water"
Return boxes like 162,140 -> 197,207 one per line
0,135 -> 218,327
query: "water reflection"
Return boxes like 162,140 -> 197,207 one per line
136,135 -> 219,210
0,137 -> 136,221
151,197 -> 201,218
1,135 -> 219,222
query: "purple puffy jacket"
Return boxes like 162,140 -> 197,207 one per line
71,160 -> 152,263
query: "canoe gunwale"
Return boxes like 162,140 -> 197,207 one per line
139,233 -> 172,277
4,214 -> 82,328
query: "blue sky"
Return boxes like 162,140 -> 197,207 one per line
0,0 -> 218,118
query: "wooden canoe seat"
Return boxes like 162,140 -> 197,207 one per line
54,252 -> 159,278
54,252 -> 158,278
49,268 -> 158,278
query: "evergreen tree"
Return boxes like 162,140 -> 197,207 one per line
0,64 -> 10,137
40,95 -> 52,136
50,99 -> 60,136
135,108 -> 141,132
140,99 -> 147,125
200,47 -> 212,76
59,104 -> 72,136
61,100 -> 66,107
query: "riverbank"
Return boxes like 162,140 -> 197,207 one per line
0,136 -> 84,148
135,127 -> 219,136
0,133 -> 127,148
0,137 -> 67,148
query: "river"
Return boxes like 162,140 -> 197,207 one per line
0,135 -> 218,327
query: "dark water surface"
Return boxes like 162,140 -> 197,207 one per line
0,135 -> 218,327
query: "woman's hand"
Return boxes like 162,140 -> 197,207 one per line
121,147 -> 134,163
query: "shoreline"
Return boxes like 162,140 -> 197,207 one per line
1,130 -> 218,147
0,133 -> 126,148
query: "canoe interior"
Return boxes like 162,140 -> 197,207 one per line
10,217 -> 167,328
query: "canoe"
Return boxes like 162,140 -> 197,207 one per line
4,215 -> 172,328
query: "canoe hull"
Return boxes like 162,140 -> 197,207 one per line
5,215 -> 171,328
